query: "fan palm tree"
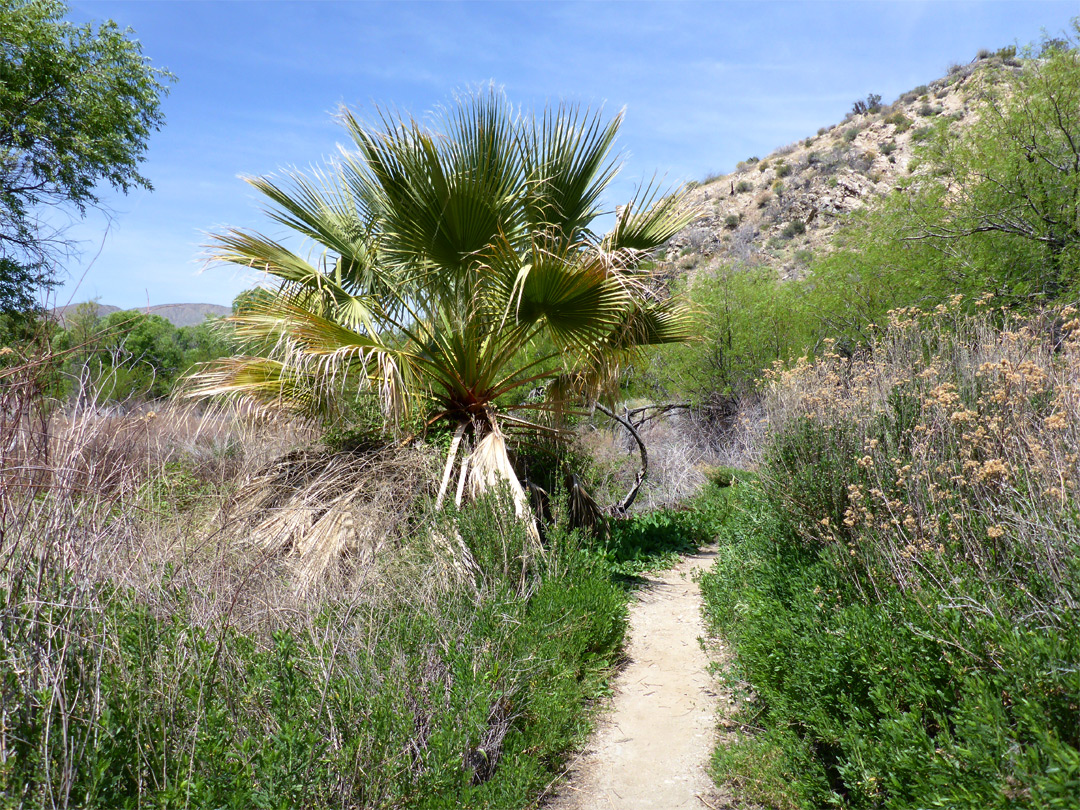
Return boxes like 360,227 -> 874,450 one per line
188,91 -> 696,538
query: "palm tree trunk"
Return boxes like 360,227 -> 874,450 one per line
435,422 -> 468,509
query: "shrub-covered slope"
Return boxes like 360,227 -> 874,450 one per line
663,47 -> 1020,283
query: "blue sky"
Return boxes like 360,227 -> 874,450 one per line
57,0 -> 1077,310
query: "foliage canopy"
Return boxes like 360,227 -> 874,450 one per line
189,92 -> 696,517
810,23 -> 1080,328
0,0 -> 172,311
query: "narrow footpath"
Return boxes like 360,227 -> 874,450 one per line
544,547 -> 733,810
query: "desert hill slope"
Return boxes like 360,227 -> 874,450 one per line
53,301 -> 230,328
662,49 -> 1021,281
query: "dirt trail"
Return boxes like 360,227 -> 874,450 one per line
544,547 -> 731,810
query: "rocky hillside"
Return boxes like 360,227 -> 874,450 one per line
663,49 -> 1022,282
53,302 -> 230,328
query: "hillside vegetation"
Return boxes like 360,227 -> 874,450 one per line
0,18 -> 1078,810
702,304 -> 1079,808
683,27 -> 1080,810
644,35 -> 1079,416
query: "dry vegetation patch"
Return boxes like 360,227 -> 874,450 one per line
0,368 -> 628,807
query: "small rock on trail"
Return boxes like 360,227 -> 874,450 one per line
543,547 -> 734,810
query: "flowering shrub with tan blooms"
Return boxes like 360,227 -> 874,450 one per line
763,300 -> 1079,622
702,300 -> 1078,808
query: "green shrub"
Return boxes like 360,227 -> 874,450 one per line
775,163 -> 792,178
724,213 -> 740,229
842,127 -> 858,143
638,263 -> 816,405
780,220 -> 806,239
851,93 -> 882,116
702,309 -> 1080,809
0,495 -> 630,809
600,483 -> 733,578
884,111 -> 911,133
703,479 -> 1080,810
734,180 -> 752,193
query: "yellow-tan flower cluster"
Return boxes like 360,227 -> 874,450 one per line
762,302 -> 1079,598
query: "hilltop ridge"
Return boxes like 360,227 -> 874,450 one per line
663,48 -> 1021,281
52,301 -> 230,328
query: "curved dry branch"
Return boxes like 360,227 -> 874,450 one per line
596,402 -> 647,515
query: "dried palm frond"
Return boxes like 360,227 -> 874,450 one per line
467,428 -> 540,547
225,442 -> 435,594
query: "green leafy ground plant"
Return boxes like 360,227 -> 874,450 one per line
700,306 -> 1080,809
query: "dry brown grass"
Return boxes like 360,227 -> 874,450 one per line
223,441 -> 437,598
580,408 -> 720,511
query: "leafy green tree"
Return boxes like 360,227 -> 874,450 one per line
189,92 -> 695,524
176,318 -> 236,369
54,307 -> 187,401
0,0 -> 172,312
910,22 -> 1080,301
97,311 -> 184,398
643,263 -> 816,407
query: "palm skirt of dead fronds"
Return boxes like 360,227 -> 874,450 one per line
222,443 -> 436,596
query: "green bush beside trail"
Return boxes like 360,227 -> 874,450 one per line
0,501 -> 627,809
700,308 -> 1080,809
702,483 -> 1078,809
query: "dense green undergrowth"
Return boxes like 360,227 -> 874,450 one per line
703,483 -> 1079,809
700,310 -> 1080,809
601,478 -> 735,579
0,494 -> 630,810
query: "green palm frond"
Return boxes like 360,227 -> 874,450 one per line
602,297 -> 698,351
522,104 -> 622,243
245,170 -> 376,281
184,356 -> 333,418
192,89 -> 695,438
512,244 -> 629,346
604,177 -> 701,252
344,95 -> 524,283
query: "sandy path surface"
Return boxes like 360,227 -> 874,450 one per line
543,547 -> 731,810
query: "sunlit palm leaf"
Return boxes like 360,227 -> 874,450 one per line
604,177 -> 700,252
344,95 -> 524,283
185,356 -> 332,418
245,170 -> 376,284
521,104 -> 622,243
603,297 -> 698,350
193,88 -> 696,458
